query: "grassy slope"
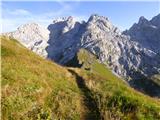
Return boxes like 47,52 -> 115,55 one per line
1,36 -> 84,120
1,36 -> 160,120
75,49 -> 160,120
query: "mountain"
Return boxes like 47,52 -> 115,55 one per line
46,16 -> 84,64
72,14 -> 160,80
81,14 -> 141,79
124,14 -> 160,53
1,36 -> 160,120
4,23 -> 50,57
4,14 -> 160,81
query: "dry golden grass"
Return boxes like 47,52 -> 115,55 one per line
1,36 -> 82,120
1,36 -> 160,120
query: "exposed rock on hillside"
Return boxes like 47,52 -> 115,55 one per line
46,16 -> 84,64
124,14 -> 160,53
4,23 -> 49,57
81,14 -> 160,79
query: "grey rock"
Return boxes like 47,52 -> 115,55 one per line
46,16 -> 84,64
4,23 -> 49,57
124,14 -> 160,53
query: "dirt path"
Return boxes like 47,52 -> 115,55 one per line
68,69 -> 102,120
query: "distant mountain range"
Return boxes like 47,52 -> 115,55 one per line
4,14 -> 160,92
4,14 -> 160,79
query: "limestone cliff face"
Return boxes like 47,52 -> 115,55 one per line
4,23 -> 50,57
4,14 -> 160,79
81,14 -> 160,79
46,16 -> 84,64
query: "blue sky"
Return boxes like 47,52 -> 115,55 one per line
1,1 -> 160,32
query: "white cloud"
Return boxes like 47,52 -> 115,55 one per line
2,8 -> 32,17
1,17 -> 50,33
9,9 -> 31,15
1,8 -> 51,32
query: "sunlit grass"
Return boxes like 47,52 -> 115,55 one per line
1,36 -> 160,120
1,36 -> 82,120
75,49 -> 160,120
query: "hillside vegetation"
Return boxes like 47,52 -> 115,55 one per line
1,36 -> 83,120
1,36 -> 160,120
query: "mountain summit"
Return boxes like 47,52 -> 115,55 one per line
4,23 -> 50,57
4,14 -> 160,81
124,14 -> 160,53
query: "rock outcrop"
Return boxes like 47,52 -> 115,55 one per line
46,16 -> 84,64
4,23 -> 50,57
81,14 -> 160,79
124,14 -> 160,53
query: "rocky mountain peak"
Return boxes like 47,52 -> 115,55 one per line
53,16 -> 75,23
123,14 -> 160,53
88,14 -> 109,22
138,16 -> 149,25
67,16 -> 74,21
51,16 -> 79,34
150,13 -> 160,27
17,22 -> 49,38
18,22 -> 39,30
87,14 -> 114,32
4,22 -> 49,57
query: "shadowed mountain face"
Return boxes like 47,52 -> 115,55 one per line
4,14 -> 160,81
124,14 -> 160,53
46,16 -> 85,64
